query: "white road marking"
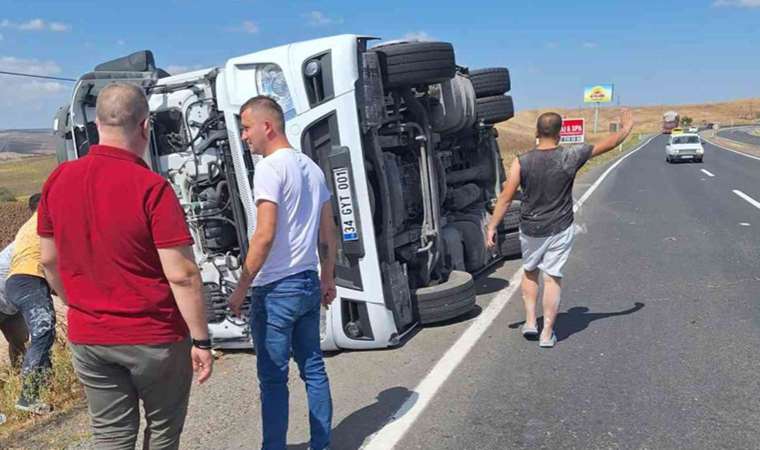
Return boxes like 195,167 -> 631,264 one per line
739,222 -> 750,227
700,169 -> 715,177
361,135 -> 657,450
733,190 -> 760,211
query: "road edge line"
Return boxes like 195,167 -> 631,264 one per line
702,135 -> 760,162
732,189 -> 760,211
360,135 -> 656,450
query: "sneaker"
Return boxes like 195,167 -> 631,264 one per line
15,396 -> 52,415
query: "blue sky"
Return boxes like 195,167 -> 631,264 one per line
0,0 -> 758,129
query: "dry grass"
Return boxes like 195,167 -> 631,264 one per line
0,155 -> 57,200
0,322 -> 84,442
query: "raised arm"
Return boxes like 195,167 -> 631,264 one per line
591,109 -> 635,158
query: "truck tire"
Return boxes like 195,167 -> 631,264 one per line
414,270 -> 476,325
500,200 -> 521,232
469,68 -> 510,97
500,231 -> 522,258
372,42 -> 456,89
430,74 -> 476,135
476,95 -> 515,124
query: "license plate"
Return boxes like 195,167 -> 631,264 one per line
332,168 -> 359,242
681,155 -> 693,159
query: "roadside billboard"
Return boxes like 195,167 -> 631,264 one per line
560,118 -> 585,144
584,84 -> 614,103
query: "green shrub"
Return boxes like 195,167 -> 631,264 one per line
0,187 -> 17,202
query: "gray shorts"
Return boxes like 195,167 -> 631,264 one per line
520,225 -> 575,278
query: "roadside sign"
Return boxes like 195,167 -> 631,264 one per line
584,84 -> 614,103
560,118 -> 585,144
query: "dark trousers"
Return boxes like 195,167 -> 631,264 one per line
0,311 -> 28,368
6,274 -> 56,401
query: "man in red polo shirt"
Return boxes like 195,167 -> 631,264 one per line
37,83 -> 213,449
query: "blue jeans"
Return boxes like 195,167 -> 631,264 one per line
251,270 -> 332,450
6,274 -> 56,401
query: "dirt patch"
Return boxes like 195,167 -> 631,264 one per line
0,403 -> 91,449
0,203 -> 32,249
0,130 -> 57,157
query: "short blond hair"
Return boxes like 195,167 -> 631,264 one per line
239,95 -> 285,134
96,83 -> 149,131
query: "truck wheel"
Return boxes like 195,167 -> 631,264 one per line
414,270 -> 476,325
500,231 -> 522,258
476,95 -> 515,124
499,200 -> 521,232
469,68 -> 510,97
372,41 -> 456,89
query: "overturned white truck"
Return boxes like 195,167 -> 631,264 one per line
53,35 -> 521,351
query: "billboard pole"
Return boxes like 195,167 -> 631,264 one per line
593,103 -> 599,133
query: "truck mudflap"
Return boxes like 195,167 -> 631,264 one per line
382,261 -> 415,334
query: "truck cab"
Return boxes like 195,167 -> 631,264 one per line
53,34 -> 520,351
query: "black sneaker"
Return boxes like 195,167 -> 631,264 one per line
15,396 -> 52,415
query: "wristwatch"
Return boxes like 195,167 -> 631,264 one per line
192,338 -> 213,350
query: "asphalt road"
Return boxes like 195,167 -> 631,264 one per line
398,135 -> 760,449
13,135 -> 758,450
718,126 -> 760,146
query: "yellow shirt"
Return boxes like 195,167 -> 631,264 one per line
9,212 -> 44,278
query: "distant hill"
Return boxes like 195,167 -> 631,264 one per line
495,97 -> 760,164
0,129 -> 57,159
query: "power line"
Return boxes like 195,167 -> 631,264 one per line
0,70 -> 76,82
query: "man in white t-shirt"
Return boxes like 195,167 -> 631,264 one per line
228,96 -> 337,450
0,243 -> 29,369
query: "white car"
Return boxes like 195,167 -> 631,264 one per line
688,126 -> 699,133
666,133 -> 704,163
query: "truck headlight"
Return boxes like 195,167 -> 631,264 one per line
256,63 -> 295,119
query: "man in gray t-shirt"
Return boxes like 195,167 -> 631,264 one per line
487,110 -> 634,347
